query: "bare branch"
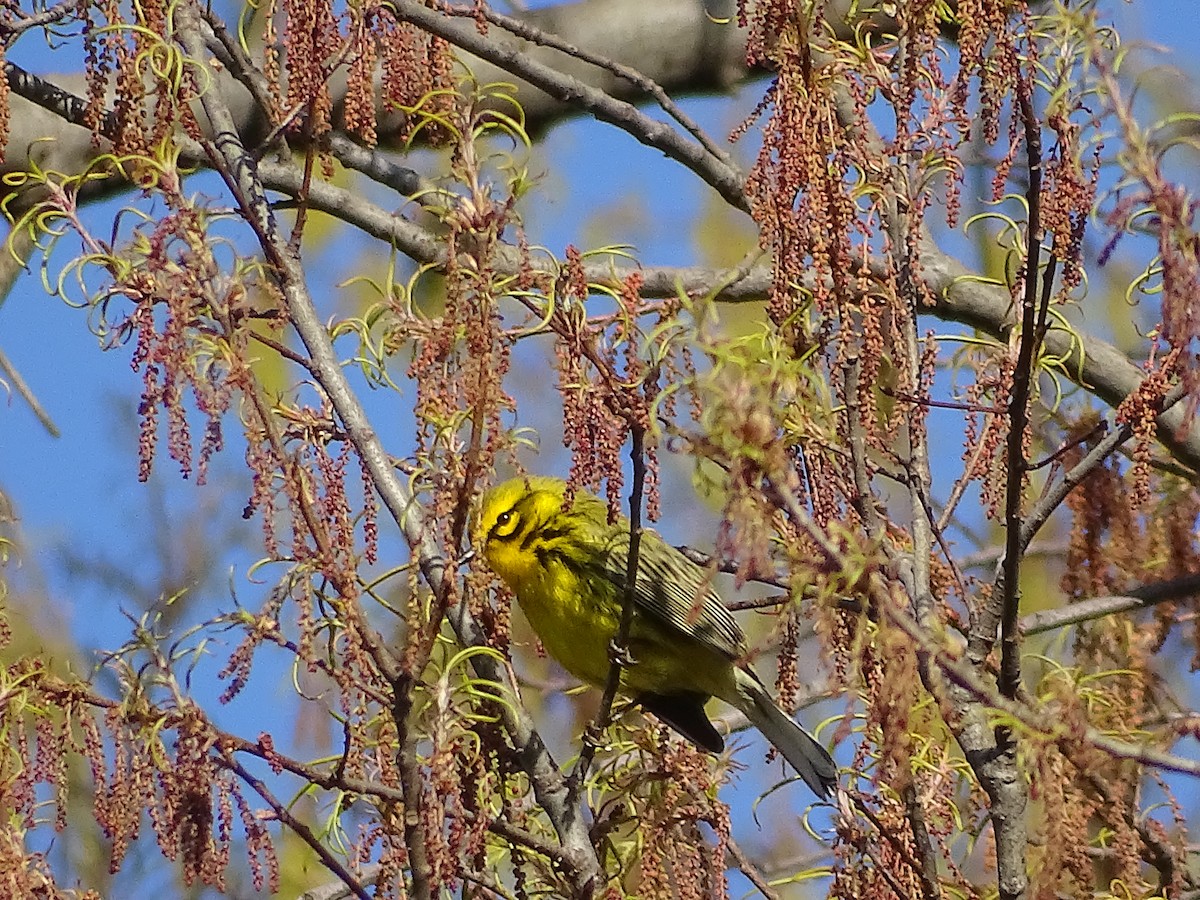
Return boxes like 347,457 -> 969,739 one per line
1019,383 -> 1188,553
172,6 -> 604,892
901,782 -> 944,900
217,755 -> 374,900
724,837 -> 781,900
1019,573 -> 1200,636
996,86 -> 1049,705
379,0 -> 751,212
443,2 -> 737,169
572,425 -> 648,791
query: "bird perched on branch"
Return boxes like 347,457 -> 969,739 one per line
474,475 -> 838,798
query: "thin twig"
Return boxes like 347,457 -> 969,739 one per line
674,544 -> 789,590
1018,383 -> 1187,553
936,421 -> 994,534
0,345 -> 60,437
1082,772 -> 1187,894
246,329 -> 317,372
901,782 -> 944,900
879,386 -> 1004,415
996,86 -> 1047,703
217,754 -> 374,900
725,835 -> 782,900
0,0 -> 77,39
843,352 -> 887,541
571,425 -> 648,794
300,864 -> 381,900
1025,418 -> 1107,471
853,794 -> 923,897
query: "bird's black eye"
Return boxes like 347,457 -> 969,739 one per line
491,508 -> 521,540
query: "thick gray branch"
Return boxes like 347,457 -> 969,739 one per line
245,156 -> 1200,477
172,8 -> 603,892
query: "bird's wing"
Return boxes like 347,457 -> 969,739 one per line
594,528 -> 748,661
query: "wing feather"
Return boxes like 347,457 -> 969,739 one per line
588,526 -> 747,661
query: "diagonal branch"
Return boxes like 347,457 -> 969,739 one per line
383,0 -> 750,212
1019,573 -> 1200,636
218,754 -> 373,900
442,2 -> 736,168
1018,383 -> 1188,553
171,6 -> 604,894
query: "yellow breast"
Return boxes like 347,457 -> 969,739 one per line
512,554 -> 619,688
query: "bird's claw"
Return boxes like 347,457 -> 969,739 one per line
607,639 -> 636,668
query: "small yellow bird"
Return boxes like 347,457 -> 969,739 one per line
474,476 -> 837,798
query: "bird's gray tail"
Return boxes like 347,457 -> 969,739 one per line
734,669 -> 838,799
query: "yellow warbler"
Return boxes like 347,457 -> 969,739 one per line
474,476 -> 837,798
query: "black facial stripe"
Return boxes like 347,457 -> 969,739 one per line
522,522 -> 570,551
537,543 -> 588,578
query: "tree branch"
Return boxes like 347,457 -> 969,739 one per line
995,87 -> 1047,705
442,1 -> 737,168
1019,573 -> 1200,636
1018,383 -> 1188,553
172,7 -> 603,893
216,754 -> 374,900
571,425 -> 648,793
347,0 -> 750,212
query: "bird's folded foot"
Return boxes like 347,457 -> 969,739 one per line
607,639 -> 636,669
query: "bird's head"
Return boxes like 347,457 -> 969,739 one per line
474,476 -> 570,586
